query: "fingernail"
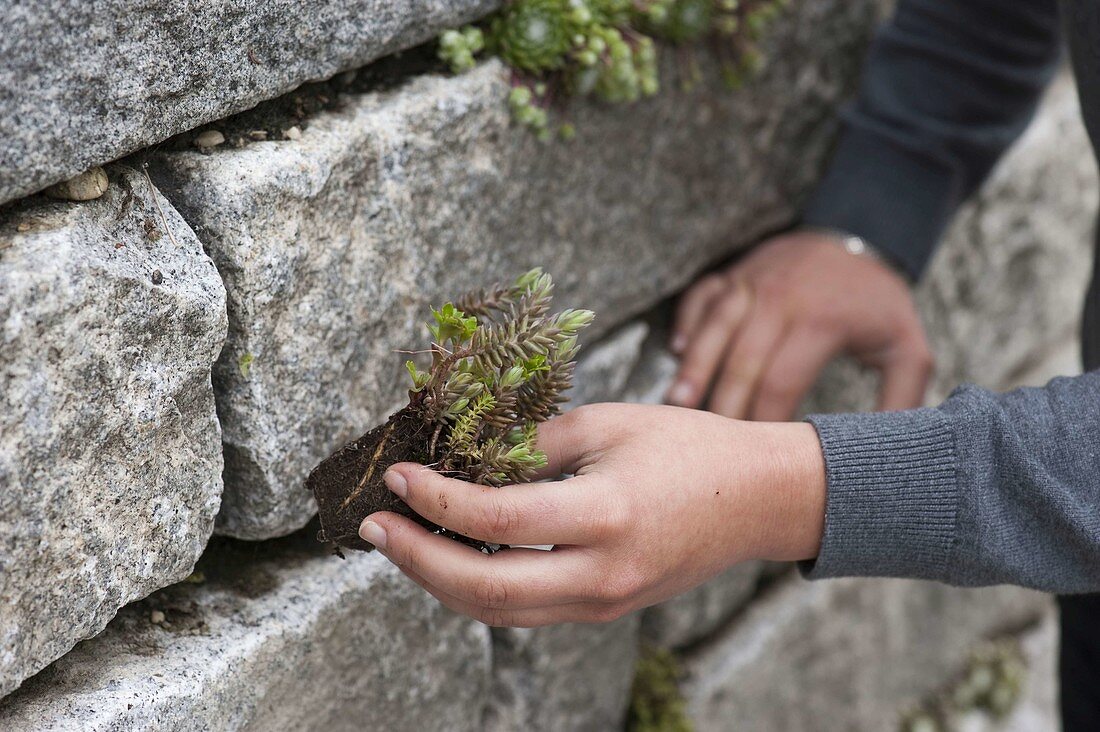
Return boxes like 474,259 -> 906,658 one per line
384,469 -> 408,499
671,334 -> 687,353
360,520 -> 388,549
666,381 -> 693,406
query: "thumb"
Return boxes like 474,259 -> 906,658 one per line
530,406 -> 604,479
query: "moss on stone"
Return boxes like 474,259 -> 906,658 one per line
626,646 -> 694,732
898,638 -> 1027,732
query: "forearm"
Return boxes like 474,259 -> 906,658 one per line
799,370 -> 1100,593
803,0 -> 1061,279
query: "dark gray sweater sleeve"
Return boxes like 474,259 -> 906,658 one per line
802,371 -> 1100,593
801,0 -> 1061,278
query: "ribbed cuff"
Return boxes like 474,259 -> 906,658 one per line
799,408 -> 960,582
801,122 -> 961,281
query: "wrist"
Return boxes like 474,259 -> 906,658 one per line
750,422 -> 826,562
798,226 -> 913,284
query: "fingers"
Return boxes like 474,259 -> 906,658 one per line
361,512 -> 602,610
382,463 -> 611,546
877,337 -> 934,411
749,329 -> 841,421
708,312 -> 786,419
666,284 -> 752,408
398,566 -> 617,627
671,273 -> 727,354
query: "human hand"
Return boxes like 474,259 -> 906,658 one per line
358,403 -> 825,627
667,230 -> 933,420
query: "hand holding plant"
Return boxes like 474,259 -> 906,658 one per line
359,402 -> 826,627
307,269 -> 593,551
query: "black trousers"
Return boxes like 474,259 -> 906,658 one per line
1060,263 -> 1100,731
1060,595 -> 1100,729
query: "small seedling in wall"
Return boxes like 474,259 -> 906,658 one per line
307,269 -> 594,552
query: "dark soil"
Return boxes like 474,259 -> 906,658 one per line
307,405 -> 435,552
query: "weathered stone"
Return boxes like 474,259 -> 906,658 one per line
42,166 -> 109,201
0,166 -> 227,697
0,533 -> 492,730
569,321 -> 649,407
641,564 -> 786,650
901,610 -> 1058,732
988,611 -> 1058,732
681,575 -> 1051,731
0,0 -> 498,204
149,0 -> 878,539
484,615 -> 640,732
620,324 -> 680,406
920,71 -> 1097,399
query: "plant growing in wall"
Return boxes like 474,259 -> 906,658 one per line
627,646 -> 694,732
437,0 -> 790,139
307,269 -> 593,552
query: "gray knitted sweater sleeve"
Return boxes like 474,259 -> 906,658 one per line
801,370 -> 1100,593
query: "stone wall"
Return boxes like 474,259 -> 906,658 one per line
0,1 -> 1092,729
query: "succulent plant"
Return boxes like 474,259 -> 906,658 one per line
490,0 -> 577,73
307,269 -> 593,552
436,0 -> 789,138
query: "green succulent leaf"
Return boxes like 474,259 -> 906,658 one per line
521,353 -> 551,378
429,302 -> 479,345
406,360 -> 430,391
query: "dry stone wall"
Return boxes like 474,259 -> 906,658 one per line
0,1 -> 1093,730
0,166 -> 226,698
681,577 -> 1048,731
0,0 -> 498,204
0,534 -> 493,731
146,0 -> 875,540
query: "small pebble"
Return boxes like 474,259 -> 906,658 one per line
16,222 -> 31,232
44,167 -> 109,201
194,129 -> 226,150
149,609 -> 166,625
151,269 -> 164,285
248,129 -> 268,141
284,125 -> 302,141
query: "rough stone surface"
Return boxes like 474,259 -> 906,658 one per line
569,321 -> 650,407
920,71 -> 1097,400
682,575 -> 1051,731
0,166 -> 227,698
641,564 -> 785,650
149,0 -> 878,539
0,0 -> 498,204
483,615 -> 640,732
0,533 -> 493,730
976,611 -> 1058,732
901,610 -> 1058,732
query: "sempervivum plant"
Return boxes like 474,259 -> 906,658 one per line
307,269 -> 593,552
436,0 -> 791,139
